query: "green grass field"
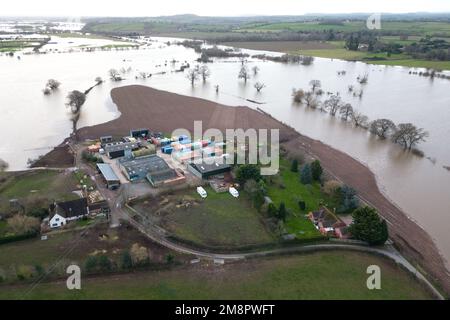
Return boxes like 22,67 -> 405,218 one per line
0,170 -> 78,201
0,251 -> 433,300
150,188 -> 275,248
243,21 -> 450,37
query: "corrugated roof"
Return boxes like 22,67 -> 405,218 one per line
97,163 -> 120,182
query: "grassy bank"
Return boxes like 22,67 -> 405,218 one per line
0,251 -> 433,300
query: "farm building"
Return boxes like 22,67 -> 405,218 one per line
100,135 -> 113,146
96,163 -> 121,190
120,154 -> 165,181
187,161 -> 232,179
146,159 -> 185,187
87,190 -> 110,214
49,198 -> 89,228
103,141 -> 139,159
130,128 -> 150,139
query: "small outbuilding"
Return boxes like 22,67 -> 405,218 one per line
97,163 -> 121,190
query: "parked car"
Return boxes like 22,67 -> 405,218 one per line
229,187 -> 239,198
197,186 -> 207,198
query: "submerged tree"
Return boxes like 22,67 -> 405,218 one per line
254,82 -> 266,92
351,111 -> 369,128
309,79 -> 322,93
95,76 -> 103,84
391,123 -> 429,150
370,119 -> 396,139
238,65 -> 250,83
252,65 -> 260,75
108,68 -> 122,81
324,94 -> 342,116
304,91 -> 318,109
198,65 -> 211,82
66,90 -> 86,114
292,88 -> 305,103
186,67 -> 199,86
339,103 -> 354,121
46,79 -> 61,90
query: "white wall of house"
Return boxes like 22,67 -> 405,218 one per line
49,213 -> 67,229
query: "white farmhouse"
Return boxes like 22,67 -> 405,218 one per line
49,198 -> 89,228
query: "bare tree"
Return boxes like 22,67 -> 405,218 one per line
109,69 -> 122,81
198,65 -> 211,82
358,73 -> 369,84
186,68 -> 199,86
238,65 -> 250,83
324,94 -> 342,116
292,88 -> 305,103
66,90 -> 86,114
309,80 -> 322,93
46,79 -> 61,90
391,123 -> 429,150
254,82 -> 266,92
370,119 -> 396,139
252,65 -> 260,75
7,214 -> 40,234
304,91 -> 318,108
351,111 -> 369,128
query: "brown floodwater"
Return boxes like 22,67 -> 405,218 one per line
0,37 -> 449,266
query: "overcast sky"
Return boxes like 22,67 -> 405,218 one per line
2,0 -> 450,17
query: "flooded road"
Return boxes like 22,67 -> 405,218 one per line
0,37 -> 449,265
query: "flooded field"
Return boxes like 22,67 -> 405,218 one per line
0,36 -> 450,265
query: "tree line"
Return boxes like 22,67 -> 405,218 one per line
292,80 -> 429,151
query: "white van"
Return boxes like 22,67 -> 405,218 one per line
197,186 -> 207,198
229,187 -> 239,198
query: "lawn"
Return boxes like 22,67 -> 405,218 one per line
134,188 -> 275,249
266,159 -> 339,239
0,251 -> 433,300
0,170 -> 78,201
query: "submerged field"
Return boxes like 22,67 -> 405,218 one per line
0,251 -> 433,300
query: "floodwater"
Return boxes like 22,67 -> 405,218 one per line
0,37 -> 450,266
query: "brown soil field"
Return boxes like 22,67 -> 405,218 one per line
77,85 -> 298,142
221,41 -> 337,52
31,144 -> 75,168
72,85 -> 449,295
